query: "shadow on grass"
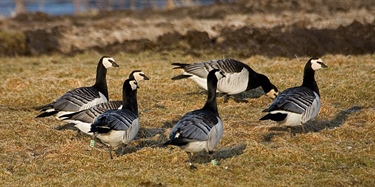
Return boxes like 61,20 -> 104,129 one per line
264,105 -> 364,140
135,127 -> 168,148
219,87 -> 265,103
189,143 -> 247,164
186,87 -> 265,103
128,119 -> 180,151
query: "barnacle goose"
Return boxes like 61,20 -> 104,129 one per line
171,59 -> 278,102
89,78 -> 140,159
260,58 -> 328,136
58,70 -> 149,136
35,56 -> 119,120
164,69 -> 226,169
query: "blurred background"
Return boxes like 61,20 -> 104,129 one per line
0,0 -> 373,57
0,0 -> 235,17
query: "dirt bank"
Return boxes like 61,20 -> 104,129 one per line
0,0 -> 374,57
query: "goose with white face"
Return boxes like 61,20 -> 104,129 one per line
260,57 -> 327,137
311,58 -> 327,70
129,80 -> 139,90
131,71 -> 150,82
171,59 -> 279,103
102,57 -> 119,69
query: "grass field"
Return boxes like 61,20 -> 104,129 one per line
1,51 -> 374,186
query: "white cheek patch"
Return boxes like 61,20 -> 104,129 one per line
134,73 -> 141,81
311,58 -> 323,70
134,72 -> 146,81
130,80 -> 138,90
266,89 -> 278,99
215,71 -> 225,80
103,58 -> 115,69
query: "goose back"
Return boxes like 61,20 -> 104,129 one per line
172,59 -> 278,97
90,79 -> 140,148
260,58 -> 327,128
166,69 -> 225,152
35,56 -> 118,119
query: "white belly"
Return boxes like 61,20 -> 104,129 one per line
271,111 -> 303,127
96,130 -> 125,148
75,122 -> 93,136
180,141 -> 207,153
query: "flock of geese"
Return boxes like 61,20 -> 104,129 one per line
35,56 -> 327,169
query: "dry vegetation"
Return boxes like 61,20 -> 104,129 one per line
1,51 -> 375,186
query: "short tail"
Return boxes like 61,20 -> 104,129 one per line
171,74 -> 191,80
36,110 -> 58,118
260,113 -> 287,121
163,140 -> 171,146
171,63 -> 192,80
89,116 -> 111,134
34,103 -> 53,111
171,63 -> 189,69
59,112 -> 77,120
89,125 -> 111,134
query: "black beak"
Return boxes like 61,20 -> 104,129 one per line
143,75 -> 150,80
320,62 -> 328,68
110,60 -> 119,67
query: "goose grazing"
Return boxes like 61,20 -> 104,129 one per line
164,69 -> 226,169
260,58 -> 328,136
58,70 -> 149,136
35,56 -> 119,120
171,59 -> 278,102
89,78 -> 140,159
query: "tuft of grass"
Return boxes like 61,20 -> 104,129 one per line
0,31 -> 28,56
1,51 -> 374,186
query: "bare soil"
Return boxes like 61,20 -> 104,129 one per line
0,0 -> 374,57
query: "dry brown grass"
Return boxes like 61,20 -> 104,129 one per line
1,51 -> 374,186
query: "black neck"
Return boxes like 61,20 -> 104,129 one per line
122,83 -> 138,116
302,66 -> 319,96
93,62 -> 109,99
254,73 -> 273,93
202,73 -> 219,114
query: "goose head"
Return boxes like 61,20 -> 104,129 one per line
266,85 -> 279,99
129,70 -> 150,82
214,69 -> 226,80
101,56 -> 119,69
129,80 -> 139,90
310,58 -> 328,71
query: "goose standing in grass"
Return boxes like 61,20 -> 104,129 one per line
171,59 -> 278,102
89,78 -> 140,159
164,69 -> 225,169
260,58 -> 328,136
58,70 -> 149,136
35,56 -> 119,120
